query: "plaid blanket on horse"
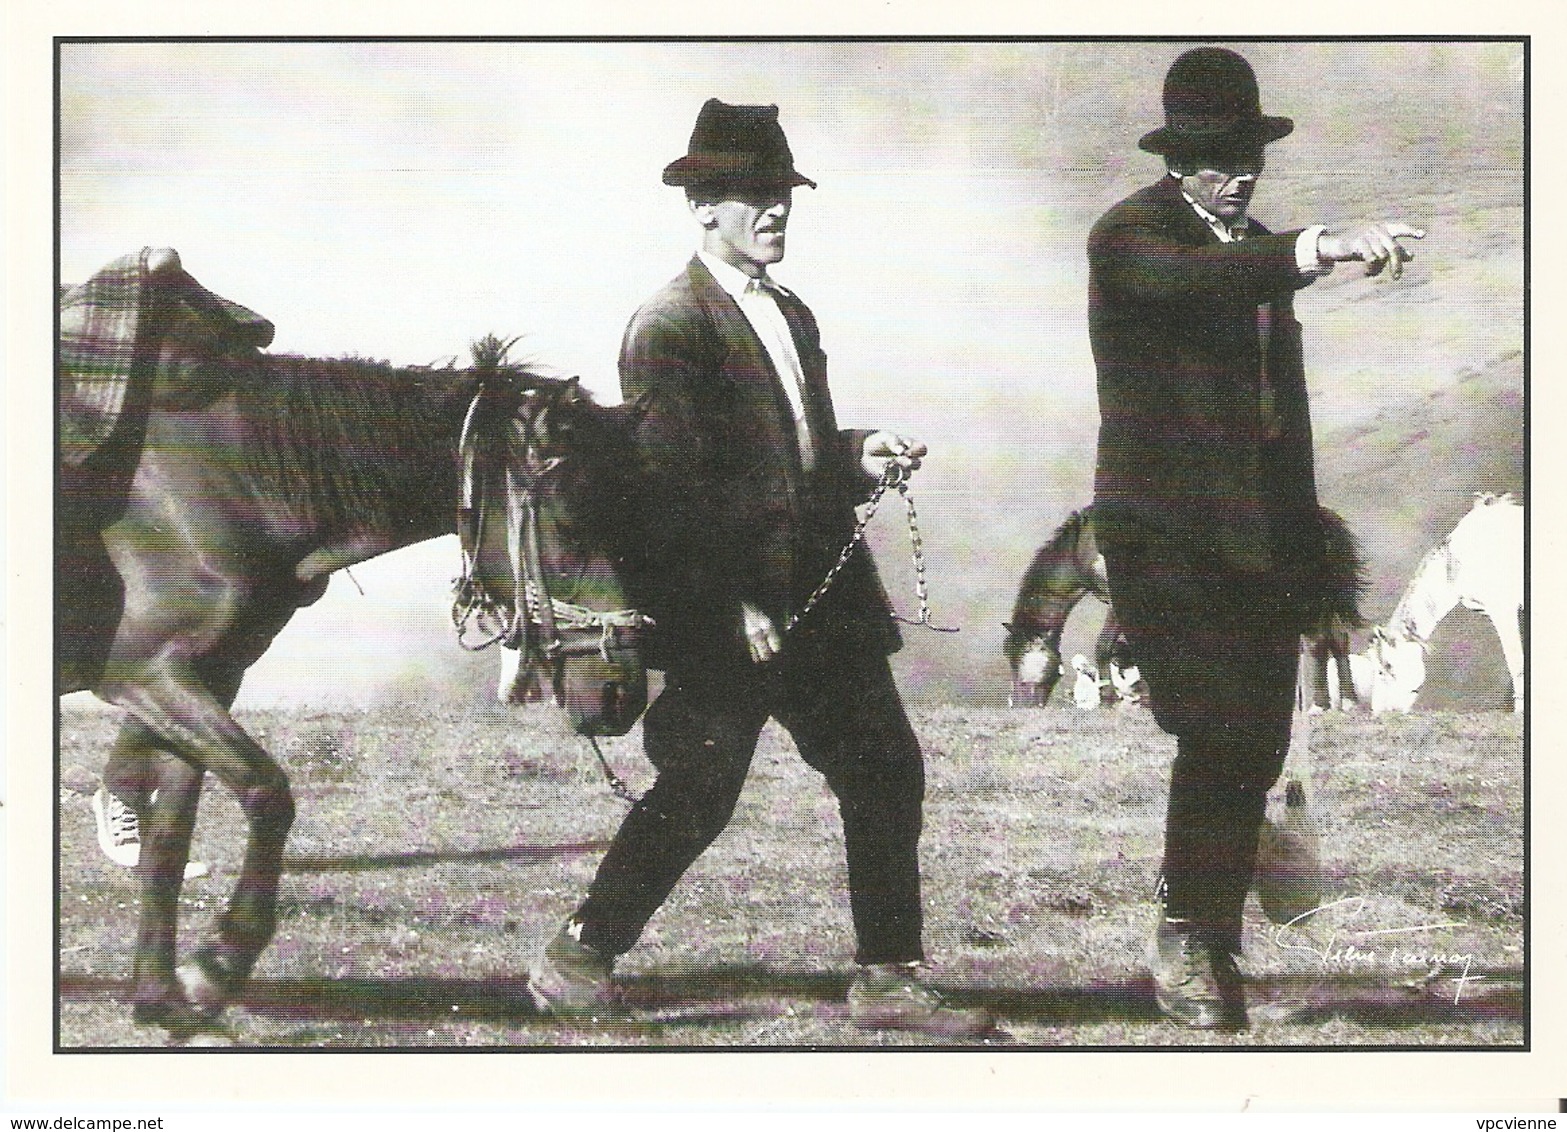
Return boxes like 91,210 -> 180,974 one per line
59,247 -> 274,466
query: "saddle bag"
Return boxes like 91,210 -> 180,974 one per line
553,621 -> 648,738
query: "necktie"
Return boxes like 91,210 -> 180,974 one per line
1222,221 -> 1280,440
1256,302 -> 1280,440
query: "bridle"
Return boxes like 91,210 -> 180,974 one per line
451,382 -> 651,693
451,381 -> 653,804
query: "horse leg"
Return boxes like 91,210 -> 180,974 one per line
1491,605 -> 1526,713
1328,629 -> 1356,710
1093,616 -> 1120,705
180,653 -> 298,1003
1297,635 -> 1333,713
99,656 -> 294,1026
84,715 -> 217,1037
1346,651 -> 1373,707
100,716 -> 163,814
126,747 -> 210,1034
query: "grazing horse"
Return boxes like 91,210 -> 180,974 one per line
58,249 -> 645,1039
1360,492 -> 1525,713
1003,504 -> 1364,709
1002,508 -> 1123,707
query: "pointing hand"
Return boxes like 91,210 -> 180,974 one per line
1317,222 -> 1426,279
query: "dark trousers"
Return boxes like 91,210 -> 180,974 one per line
1100,535 -> 1299,944
574,638 -> 926,966
1162,736 -> 1287,948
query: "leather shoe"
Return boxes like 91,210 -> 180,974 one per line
1148,913 -> 1248,1030
847,963 -> 1004,1040
528,920 -> 621,1018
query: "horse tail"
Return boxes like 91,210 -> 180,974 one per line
1314,505 -> 1369,633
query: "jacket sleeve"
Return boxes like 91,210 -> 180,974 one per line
1089,200 -> 1312,305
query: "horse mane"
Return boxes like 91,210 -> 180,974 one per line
242,354 -> 480,534
547,383 -> 645,564
1388,537 -> 1460,643
1042,508 -> 1090,562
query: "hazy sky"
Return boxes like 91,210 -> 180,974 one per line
57,39 -> 1524,706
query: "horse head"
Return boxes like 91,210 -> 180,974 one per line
456,367 -> 650,737
1003,622 -> 1063,707
1004,507 -> 1109,708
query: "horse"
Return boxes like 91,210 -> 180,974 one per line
58,249 -> 647,1040
1358,492 -> 1525,713
1003,504 -> 1365,710
1001,508 -> 1119,708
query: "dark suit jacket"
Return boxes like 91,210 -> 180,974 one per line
619,256 -> 902,672
1088,175 -> 1325,605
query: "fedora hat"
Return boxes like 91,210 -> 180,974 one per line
662,98 -> 817,190
1137,47 -> 1293,158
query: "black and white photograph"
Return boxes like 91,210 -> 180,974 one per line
9,12 -> 1559,1120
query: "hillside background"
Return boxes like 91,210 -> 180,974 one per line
57,40 -> 1525,711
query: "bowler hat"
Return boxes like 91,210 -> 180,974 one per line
662,98 -> 817,190
1137,47 -> 1293,158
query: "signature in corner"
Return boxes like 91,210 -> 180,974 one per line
1271,895 -> 1483,1005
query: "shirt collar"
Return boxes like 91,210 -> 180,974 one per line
1175,182 -> 1251,242
698,248 -> 790,301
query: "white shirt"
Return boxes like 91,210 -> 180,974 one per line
698,249 -> 816,471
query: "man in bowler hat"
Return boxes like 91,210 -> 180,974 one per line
1088,47 -> 1423,1028
528,99 -> 994,1038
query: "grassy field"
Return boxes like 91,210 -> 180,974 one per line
56,697 -> 1524,1049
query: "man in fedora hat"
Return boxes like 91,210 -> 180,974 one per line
528,98 -> 995,1038
1087,47 -> 1423,1028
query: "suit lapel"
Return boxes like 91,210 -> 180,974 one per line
771,288 -> 837,444
685,257 -> 812,479
1155,175 -> 1222,248
688,258 -> 781,392
1152,179 -> 1283,435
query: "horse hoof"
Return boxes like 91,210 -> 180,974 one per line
171,1028 -> 235,1049
133,994 -> 226,1042
176,958 -> 232,1010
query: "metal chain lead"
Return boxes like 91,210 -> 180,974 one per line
892,478 -> 960,633
588,734 -> 642,804
785,463 -> 957,636
595,464 -> 953,811
784,465 -> 899,634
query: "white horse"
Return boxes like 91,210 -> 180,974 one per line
1356,493 -> 1525,713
